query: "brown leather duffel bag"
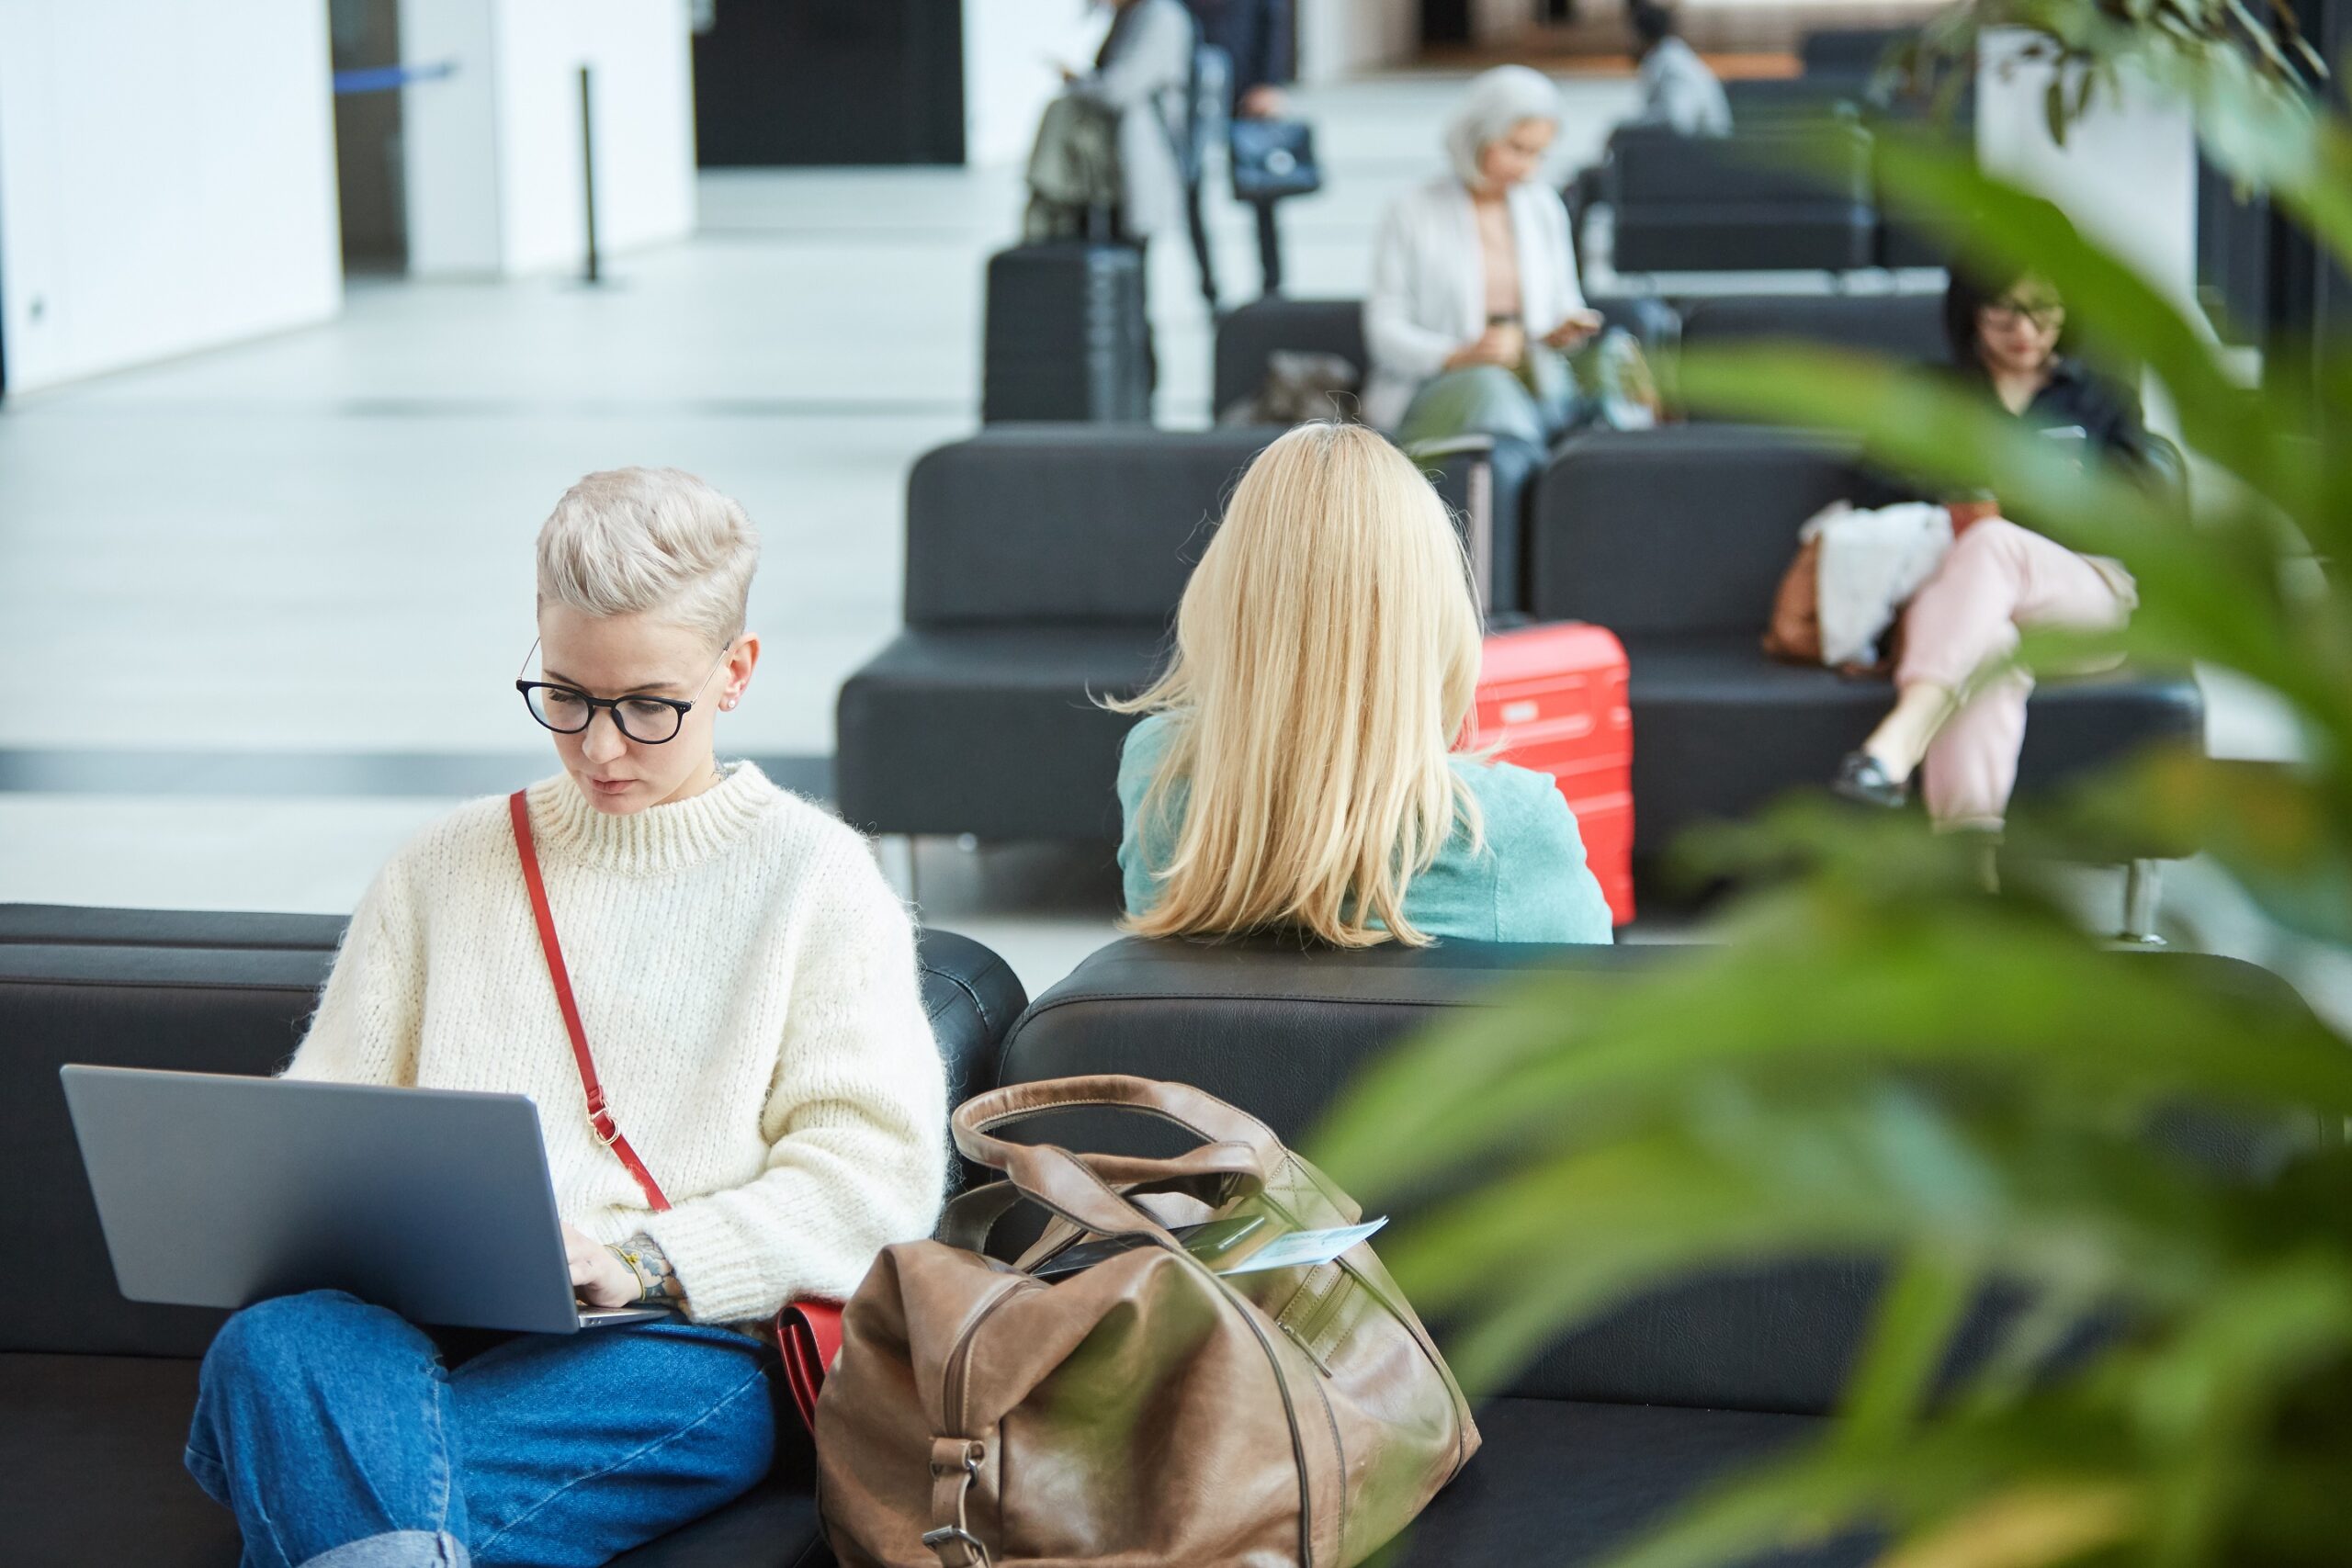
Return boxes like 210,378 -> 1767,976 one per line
815,1075 -> 1481,1567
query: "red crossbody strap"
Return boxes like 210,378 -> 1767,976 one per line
508,789 -> 672,1213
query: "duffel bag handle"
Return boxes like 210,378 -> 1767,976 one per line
936,1163 -> 1241,1255
953,1075 -> 1287,1186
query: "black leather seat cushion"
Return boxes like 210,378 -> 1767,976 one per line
835,626 -> 1160,840
989,938 -> 2291,1422
992,938 -> 1887,1417
1614,209 -> 1880,274
0,904 -> 346,949
1623,632 -> 2204,853
1394,1397 -> 1871,1566
5,942 -> 333,1359
1529,426 -> 1899,637
902,425 -> 1278,629
1213,298 -> 1372,415
3,1355 -> 1871,1568
1677,293 -> 1948,366
1609,127 -> 1878,275
0,1352 -> 828,1568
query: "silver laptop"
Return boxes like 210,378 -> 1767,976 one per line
61,1066 -> 673,1335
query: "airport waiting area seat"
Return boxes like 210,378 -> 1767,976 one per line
833,426 -> 1274,845
1209,294 -> 1684,422
1525,426 -> 2205,855
980,935 -> 2309,1565
1674,290 -> 1948,365
1215,293 -> 1948,438
1607,123 -> 1880,276
837,420 -> 2202,863
0,904 -> 1025,1568
13,904 -> 2313,1565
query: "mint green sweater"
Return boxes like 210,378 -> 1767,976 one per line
1116,713 -> 1614,944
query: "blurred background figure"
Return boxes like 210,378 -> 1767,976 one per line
1182,0 -> 1297,301
1835,251 -> 2161,829
1627,0 -> 1731,138
1057,0 -> 1196,251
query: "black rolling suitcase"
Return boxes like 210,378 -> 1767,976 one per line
981,242 -> 1152,423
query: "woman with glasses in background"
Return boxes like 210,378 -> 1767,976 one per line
183,467 -> 946,1568
1833,250 -> 2159,833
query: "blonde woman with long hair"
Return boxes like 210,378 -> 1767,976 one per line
1115,423 -> 1612,946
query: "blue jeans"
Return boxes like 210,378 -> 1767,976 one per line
186,1291 -> 779,1568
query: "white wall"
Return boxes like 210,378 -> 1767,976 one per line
962,0 -> 1111,168
0,0 -> 342,393
1297,0 -> 1417,84
401,0 -> 696,277
1976,31 -> 2201,318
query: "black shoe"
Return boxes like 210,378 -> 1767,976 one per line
1832,751 -> 1910,808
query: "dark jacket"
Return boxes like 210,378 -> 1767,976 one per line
1183,0 -> 1293,95
1962,355 -> 2171,491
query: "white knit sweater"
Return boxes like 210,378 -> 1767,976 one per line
285,763 -> 948,1325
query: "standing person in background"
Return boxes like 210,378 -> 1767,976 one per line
1184,0 -> 1297,300
1065,0 -> 1195,254
1627,0 -> 1731,137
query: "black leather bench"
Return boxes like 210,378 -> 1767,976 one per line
984,936 -> 2319,1564
3,903 -> 1025,1568
1524,426 -> 2205,856
1676,291 -> 1948,365
831,425 -> 1523,846
833,426 -> 1272,845
1609,124 -> 1880,276
990,938 -> 1878,1567
1210,295 -> 1685,423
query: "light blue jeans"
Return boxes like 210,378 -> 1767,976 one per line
185,1290 -> 779,1568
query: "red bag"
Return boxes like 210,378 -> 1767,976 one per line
1465,624 -> 1636,926
509,790 -> 840,1429
775,1302 -> 843,1427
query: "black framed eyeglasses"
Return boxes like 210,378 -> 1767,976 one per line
515,639 -> 731,746
1982,296 -> 2065,332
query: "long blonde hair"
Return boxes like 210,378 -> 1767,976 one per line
1114,423 -> 1485,947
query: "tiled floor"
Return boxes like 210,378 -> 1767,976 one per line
0,71 -> 2326,1014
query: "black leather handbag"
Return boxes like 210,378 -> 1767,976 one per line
1229,118 -> 1321,204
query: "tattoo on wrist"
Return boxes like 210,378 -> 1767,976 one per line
605,1235 -> 684,1305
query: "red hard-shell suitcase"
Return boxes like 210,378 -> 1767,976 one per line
1467,623 -> 1636,926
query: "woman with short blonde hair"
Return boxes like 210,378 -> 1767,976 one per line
185,466 -> 947,1568
1115,423 -> 1612,946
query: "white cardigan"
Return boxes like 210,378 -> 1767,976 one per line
1363,175 -> 1590,431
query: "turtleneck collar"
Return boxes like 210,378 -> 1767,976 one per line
526,761 -> 779,877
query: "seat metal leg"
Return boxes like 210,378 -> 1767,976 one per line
2118,859 -> 2165,946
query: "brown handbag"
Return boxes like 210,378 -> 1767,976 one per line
1761,533 -> 1826,665
814,1075 -> 1481,1568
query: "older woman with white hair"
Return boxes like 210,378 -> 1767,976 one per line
1363,65 -> 1607,444
182,468 -> 947,1568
